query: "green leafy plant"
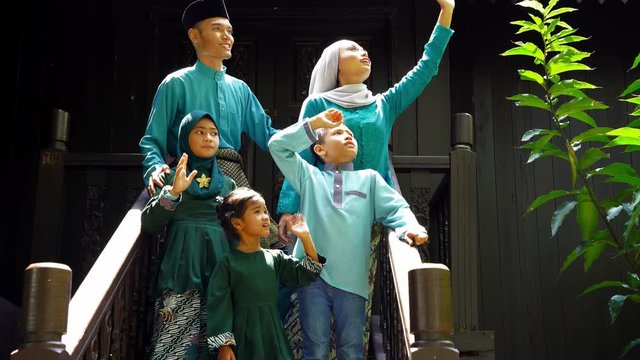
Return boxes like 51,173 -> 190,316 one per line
501,0 -> 640,357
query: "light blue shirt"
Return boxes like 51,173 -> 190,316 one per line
268,121 -> 423,299
277,24 -> 454,215
139,61 -> 278,184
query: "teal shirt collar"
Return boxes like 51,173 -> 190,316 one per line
194,60 -> 227,81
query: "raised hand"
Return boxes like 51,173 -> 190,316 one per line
168,153 -> 197,197
285,213 -> 311,240
310,108 -> 344,130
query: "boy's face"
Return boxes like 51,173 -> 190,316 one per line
192,17 -> 234,60
188,117 -> 219,158
314,124 -> 358,163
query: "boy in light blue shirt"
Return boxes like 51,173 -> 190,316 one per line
268,108 -> 428,359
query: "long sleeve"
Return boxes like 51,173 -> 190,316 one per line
371,171 -> 423,236
139,80 -> 181,185
379,24 -> 454,131
141,175 -> 179,234
274,250 -> 325,288
206,256 -> 236,351
268,121 -> 318,195
276,98 -> 321,214
241,82 -> 278,152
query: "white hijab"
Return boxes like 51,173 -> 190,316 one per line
307,39 -> 377,110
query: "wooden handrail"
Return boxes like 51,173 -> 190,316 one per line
62,189 -> 148,357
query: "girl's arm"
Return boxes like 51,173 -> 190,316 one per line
286,214 -> 318,261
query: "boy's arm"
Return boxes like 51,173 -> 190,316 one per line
241,83 -> 278,152
371,172 -> 428,243
268,121 -> 318,192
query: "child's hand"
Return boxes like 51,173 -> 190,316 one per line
310,109 -> 344,130
436,0 -> 455,11
168,153 -> 197,196
286,213 -> 310,239
217,345 -> 236,360
403,227 -> 429,246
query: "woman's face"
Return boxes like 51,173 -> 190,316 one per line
338,41 -> 371,84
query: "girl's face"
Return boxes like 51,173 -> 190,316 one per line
188,117 -> 219,158
338,41 -> 371,84
234,198 -> 270,238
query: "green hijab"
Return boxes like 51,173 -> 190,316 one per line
176,110 -> 225,198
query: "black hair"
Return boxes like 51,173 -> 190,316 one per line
216,187 -> 264,240
309,127 -> 329,164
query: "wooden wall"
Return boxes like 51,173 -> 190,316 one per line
450,0 -> 640,359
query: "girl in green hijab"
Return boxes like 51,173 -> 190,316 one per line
142,110 -> 236,360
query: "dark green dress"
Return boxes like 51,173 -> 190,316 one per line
207,248 -> 324,360
141,173 -> 235,360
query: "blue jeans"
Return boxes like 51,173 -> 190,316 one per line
298,277 -> 366,360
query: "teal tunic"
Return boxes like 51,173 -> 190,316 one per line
141,171 -> 236,293
139,61 -> 278,185
277,24 -> 454,215
268,121 -> 421,299
207,249 -> 324,360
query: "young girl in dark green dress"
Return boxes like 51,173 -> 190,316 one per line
207,187 -> 324,360
142,110 -> 235,359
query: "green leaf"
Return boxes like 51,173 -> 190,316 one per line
517,0 -> 545,14
560,241 -> 586,274
630,53 -> 640,71
607,205 -> 624,221
547,7 -> 577,19
579,148 -> 609,170
571,127 -> 614,145
605,175 -> 640,187
567,111 -> 597,128
621,96 -> 640,106
620,338 -> 640,359
577,188 -> 599,242
583,240 -> 606,272
624,204 -> 640,246
581,280 -> 629,296
547,28 -> 578,44
567,142 -> 578,188
502,42 -> 545,62
625,145 -> 640,153
591,163 -> 638,178
605,137 -> 640,148
548,62 -> 592,76
512,20 -> 541,35
551,200 -> 577,237
556,98 -> 608,117
522,128 -> 551,141
549,79 -> 598,97
543,0 -> 560,15
527,189 -> 578,214
549,50 -> 592,65
628,118 -> 640,128
518,69 -> 546,88
609,294 -> 628,324
620,79 -> 640,97
551,35 -> 590,47
607,127 -> 640,138
507,93 -> 551,111
628,272 -> 640,289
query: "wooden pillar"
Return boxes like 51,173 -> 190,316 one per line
31,109 -> 70,262
449,113 -> 479,332
409,263 -> 459,360
11,262 -> 72,359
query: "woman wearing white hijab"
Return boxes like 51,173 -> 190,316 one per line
278,0 -> 455,230
278,1 -> 455,358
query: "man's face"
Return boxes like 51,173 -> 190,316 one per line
314,124 -> 358,163
193,17 -> 234,60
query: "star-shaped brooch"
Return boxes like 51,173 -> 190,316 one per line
195,173 -> 211,188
